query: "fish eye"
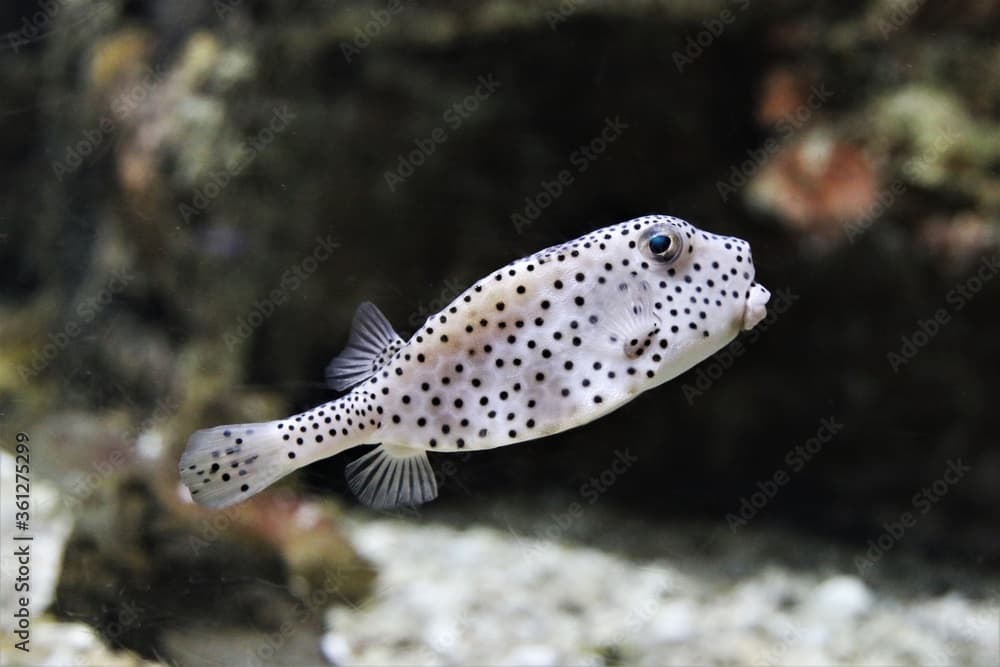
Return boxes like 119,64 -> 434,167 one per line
640,226 -> 683,264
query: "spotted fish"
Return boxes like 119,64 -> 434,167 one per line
180,215 -> 770,509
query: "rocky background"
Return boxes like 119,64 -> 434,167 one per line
1,0 -> 999,665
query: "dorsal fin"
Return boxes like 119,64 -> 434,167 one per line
326,302 -> 404,391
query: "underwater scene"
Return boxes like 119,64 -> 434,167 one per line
1,1 -> 999,665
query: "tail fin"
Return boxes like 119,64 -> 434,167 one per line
179,420 -> 316,508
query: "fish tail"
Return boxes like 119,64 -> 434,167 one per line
179,410 -> 356,508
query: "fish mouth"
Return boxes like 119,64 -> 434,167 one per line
742,282 -> 770,331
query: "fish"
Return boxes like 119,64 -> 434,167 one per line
179,215 -> 770,510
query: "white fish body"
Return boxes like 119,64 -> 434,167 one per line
180,215 -> 770,509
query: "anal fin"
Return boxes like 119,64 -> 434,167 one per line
326,302 -> 404,391
345,444 -> 438,509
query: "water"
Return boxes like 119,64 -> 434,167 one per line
1,1 -> 998,665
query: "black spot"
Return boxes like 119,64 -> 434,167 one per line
241,484 -> 249,492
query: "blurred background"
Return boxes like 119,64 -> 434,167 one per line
1,0 -> 999,665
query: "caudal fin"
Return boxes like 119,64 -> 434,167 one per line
179,420 -> 307,508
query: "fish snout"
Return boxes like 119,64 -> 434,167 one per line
742,282 -> 770,331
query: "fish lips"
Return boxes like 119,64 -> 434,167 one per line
742,282 -> 770,331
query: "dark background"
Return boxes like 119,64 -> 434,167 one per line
3,0 -> 998,580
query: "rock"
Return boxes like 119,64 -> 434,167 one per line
1,619 -> 163,667
646,600 -> 696,644
319,502 -> 1000,666
0,451 -> 75,623
51,473 -> 374,664
499,644 -> 561,667
804,575 -> 874,622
